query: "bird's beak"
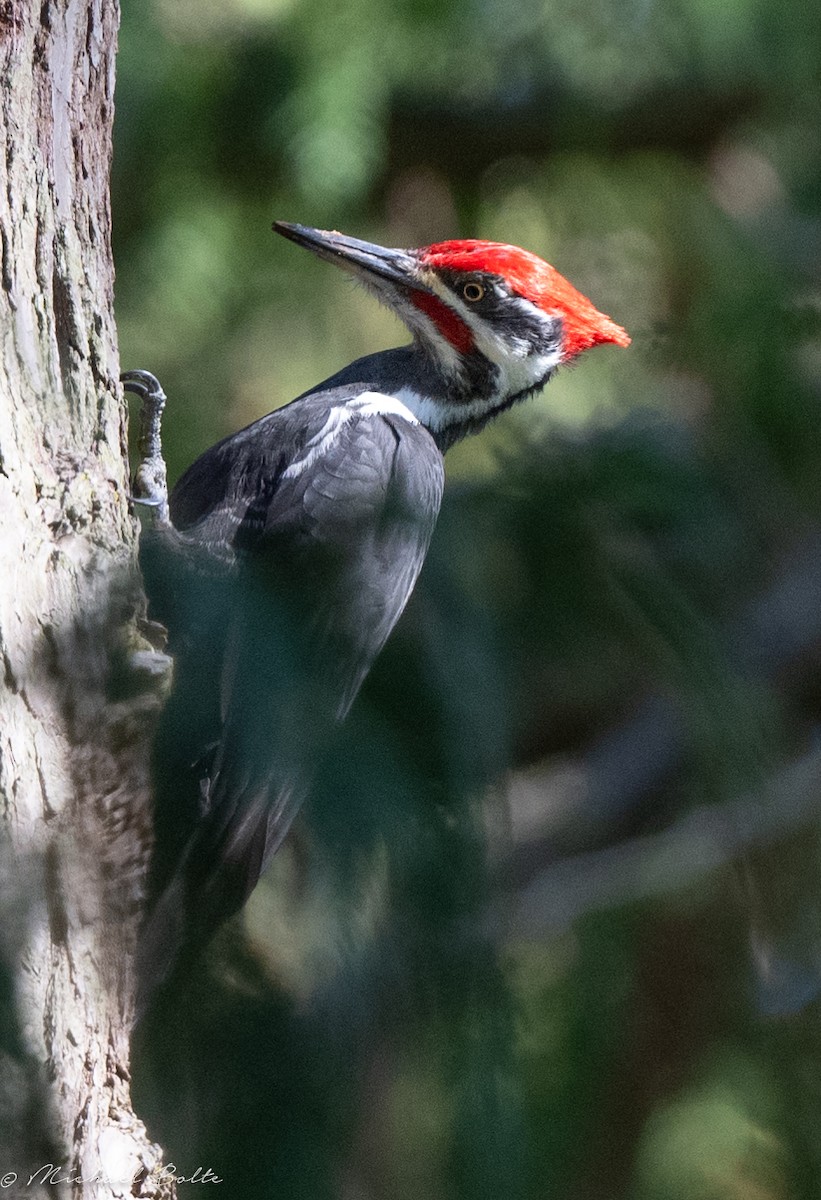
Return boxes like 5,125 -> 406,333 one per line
273,222 -> 419,289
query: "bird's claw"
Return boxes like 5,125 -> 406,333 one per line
121,369 -> 167,405
123,368 -> 170,526
128,494 -> 166,509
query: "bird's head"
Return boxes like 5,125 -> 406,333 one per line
274,222 -> 630,444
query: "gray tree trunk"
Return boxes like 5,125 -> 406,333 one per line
0,3 -> 170,1196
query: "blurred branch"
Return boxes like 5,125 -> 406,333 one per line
494,747 -> 821,940
388,81 -> 761,184
505,531 -> 821,884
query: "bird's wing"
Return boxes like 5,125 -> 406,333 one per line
209,409 -> 444,859
137,405 -> 443,1003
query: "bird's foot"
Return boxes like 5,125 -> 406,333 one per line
122,370 -> 170,526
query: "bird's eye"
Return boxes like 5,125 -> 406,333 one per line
462,281 -> 485,303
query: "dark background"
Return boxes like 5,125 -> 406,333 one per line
114,1 -> 821,1196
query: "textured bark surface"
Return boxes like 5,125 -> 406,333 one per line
0,2 -> 170,1195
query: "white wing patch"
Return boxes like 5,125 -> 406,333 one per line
281,405 -> 351,478
281,391 -> 419,479
352,391 -> 420,423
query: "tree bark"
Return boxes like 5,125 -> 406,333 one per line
0,3 -> 169,1195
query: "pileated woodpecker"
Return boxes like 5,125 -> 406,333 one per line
127,223 -> 629,1010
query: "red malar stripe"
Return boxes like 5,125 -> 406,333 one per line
409,290 -> 475,354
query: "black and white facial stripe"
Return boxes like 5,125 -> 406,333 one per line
435,268 -> 564,364
386,266 -> 565,442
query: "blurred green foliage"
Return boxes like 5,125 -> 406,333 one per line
116,0 -> 821,1196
